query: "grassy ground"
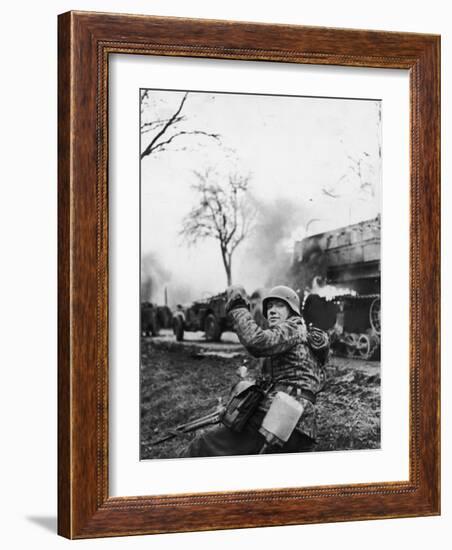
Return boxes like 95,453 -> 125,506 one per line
140,337 -> 380,459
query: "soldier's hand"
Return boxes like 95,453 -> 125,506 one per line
225,285 -> 250,314
226,285 -> 247,301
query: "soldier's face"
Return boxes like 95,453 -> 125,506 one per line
266,299 -> 291,327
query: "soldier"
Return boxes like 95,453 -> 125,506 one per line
183,284 -> 329,457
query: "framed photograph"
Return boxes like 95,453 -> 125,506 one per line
58,11 -> 440,538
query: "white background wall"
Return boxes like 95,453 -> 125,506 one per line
0,1 -> 449,548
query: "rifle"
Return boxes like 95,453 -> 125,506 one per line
149,403 -> 225,446
149,369 -> 253,447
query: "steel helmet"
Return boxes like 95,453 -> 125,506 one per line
262,285 -> 301,318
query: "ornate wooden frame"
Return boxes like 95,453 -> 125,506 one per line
58,11 -> 440,539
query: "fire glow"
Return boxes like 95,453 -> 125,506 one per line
311,276 -> 357,301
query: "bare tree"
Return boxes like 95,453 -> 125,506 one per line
140,91 -> 221,160
181,169 -> 256,285
346,152 -> 376,197
321,152 -> 377,199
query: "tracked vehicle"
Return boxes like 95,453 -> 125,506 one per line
294,216 -> 381,360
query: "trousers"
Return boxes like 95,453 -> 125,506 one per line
183,410 -> 315,457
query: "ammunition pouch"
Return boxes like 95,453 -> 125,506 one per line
220,381 -> 268,433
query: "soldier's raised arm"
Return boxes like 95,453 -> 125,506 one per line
225,285 -> 307,357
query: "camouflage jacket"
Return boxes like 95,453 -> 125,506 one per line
229,307 -> 327,440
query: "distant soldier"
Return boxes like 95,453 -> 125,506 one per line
173,304 -> 186,323
141,301 -> 158,337
172,304 -> 186,342
184,284 -> 329,457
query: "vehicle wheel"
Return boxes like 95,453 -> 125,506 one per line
357,333 -> 380,360
344,332 -> 358,357
173,316 -> 184,341
356,334 -> 372,360
204,313 -> 221,342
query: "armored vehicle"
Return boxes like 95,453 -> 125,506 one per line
172,288 -> 268,342
172,291 -> 234,342
141,302 -> 173,336
293,216 -> 381,360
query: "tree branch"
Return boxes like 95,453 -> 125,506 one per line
140,115 -> 185,134
179,169 -> 255,285
141,92 -> 189,159
141,130 -> 221,159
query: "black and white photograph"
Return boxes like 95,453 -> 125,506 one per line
139,88 -> 382,460
2,0 -> 445,546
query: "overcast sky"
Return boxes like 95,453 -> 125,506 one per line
140,90 -> 381,305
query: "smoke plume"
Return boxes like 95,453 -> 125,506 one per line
140,252 -> 171,303
240,197 -> 308,290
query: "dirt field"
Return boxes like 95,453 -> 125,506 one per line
140,330 -> 380,459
